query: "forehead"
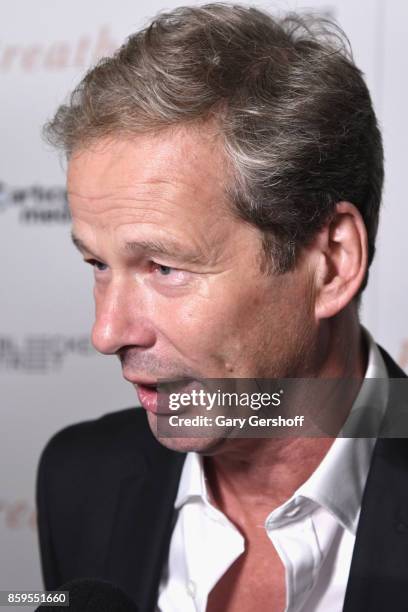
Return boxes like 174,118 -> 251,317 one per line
67,126 -> 231,214
65,126 -> 254,265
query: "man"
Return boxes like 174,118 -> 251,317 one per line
36,4 -> 408,611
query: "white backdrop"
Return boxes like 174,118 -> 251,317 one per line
1,0 -> 407,605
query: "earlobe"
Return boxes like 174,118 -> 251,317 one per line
314,202 -> 368,320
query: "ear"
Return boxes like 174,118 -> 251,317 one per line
313,201 -> 368,320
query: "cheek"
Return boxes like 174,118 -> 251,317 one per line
156,294 -> 230,343
144,271 -> 314,376
155,284 -> 271,368
146,283 -> 245,370
206,281 -> 315,375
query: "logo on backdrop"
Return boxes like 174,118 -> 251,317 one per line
0,182 -> 69,223
0,25 -> 118,73
0,335 -> 94,373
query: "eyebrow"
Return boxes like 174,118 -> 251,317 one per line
71,232 -> 206,266
71,233 -> 97,257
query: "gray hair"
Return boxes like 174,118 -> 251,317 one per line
44,3 -> 383,288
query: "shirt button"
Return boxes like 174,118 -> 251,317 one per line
187,579 -> 196,598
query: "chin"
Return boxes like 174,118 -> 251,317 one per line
146,411 -> 224,454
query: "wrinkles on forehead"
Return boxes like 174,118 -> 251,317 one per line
66,128 -> 256,271
66,125 -> 230,204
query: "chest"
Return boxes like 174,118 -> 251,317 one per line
206,535 -> 286,612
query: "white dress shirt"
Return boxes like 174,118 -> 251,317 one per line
157,330 -> 389,612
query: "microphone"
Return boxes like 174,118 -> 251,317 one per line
35,578 -> 139,611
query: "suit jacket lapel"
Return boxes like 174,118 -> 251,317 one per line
344,347 -> 408,611
104,441 -> 186,611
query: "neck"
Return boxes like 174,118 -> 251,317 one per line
205,308 -> 368,521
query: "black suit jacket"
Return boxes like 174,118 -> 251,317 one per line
36,346 -> 408,611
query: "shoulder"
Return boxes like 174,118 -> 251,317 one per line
40,406 -> 150,454
37,407 -> 166,484
36,408 -> 184,589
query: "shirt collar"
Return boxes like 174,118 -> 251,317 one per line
174,450 -> 207,510
175,328 -> 389,533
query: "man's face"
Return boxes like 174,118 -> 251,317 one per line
67,126 -> 317,452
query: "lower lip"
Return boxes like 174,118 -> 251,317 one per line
136,384 -> 159,413
136,381 -> 195,415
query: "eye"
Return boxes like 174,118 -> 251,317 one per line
151,262 -> 191,288
157,264 -> 173,276
85,258 -> 108,272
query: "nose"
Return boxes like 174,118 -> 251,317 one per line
91,278 -> 156,354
